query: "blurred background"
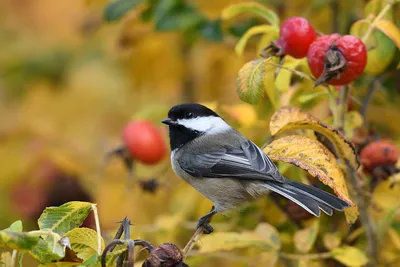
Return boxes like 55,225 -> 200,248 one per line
0,0 -> 400,266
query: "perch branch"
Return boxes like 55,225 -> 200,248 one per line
183,227 -> 204,260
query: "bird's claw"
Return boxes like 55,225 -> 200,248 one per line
196,218 -> 214,234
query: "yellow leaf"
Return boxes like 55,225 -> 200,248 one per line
263,135 -> 354,206
65,228 -> 104,261
332,246 -> 369,267
257,251 -> 278,266
344,206 -> 359,225
375,20 -> 400,49
293,219 -> 319,253
222,2 -> 279,27
39,263 -> 80,267
269,106 -> 359,170
199,227 -> 280,254
275,57 -> 306,93
221,104 -> 257,128
235,25 -> 276,56
388,228 -> 400,250
323,232 -> 341,250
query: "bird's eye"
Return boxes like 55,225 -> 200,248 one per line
186,112 -> 194,118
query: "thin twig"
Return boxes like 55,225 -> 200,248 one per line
361,78 -> 379,124
337,85 -> 349,132
362,0 -> 394,43
91,204 -> 102,255
11,250 -> 17,267
266,62 -> 316,82
183,227 -> 204,260
345,161 -> 378,267
280,251 -> 332,261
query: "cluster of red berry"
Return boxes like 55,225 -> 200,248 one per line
267,17 -> 367,86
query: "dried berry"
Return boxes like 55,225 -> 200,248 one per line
307,34 -> 367,86
360,140 -> 399,173
142,243 -> 188,267
122,120 -> 167,164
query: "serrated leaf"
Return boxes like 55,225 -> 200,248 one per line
65,228 -> 104,261
199,225 -> 280,253
4,220 -> 23,232
235,25 -> 276,56
222,2 -> 279,27
263,135 -> 354,206
332,246 -> 369,266
0,231 -> 40,251
294,219 -> 319,253
30,235 -> 67,264
103,0 -> 143,22
375,20 -> 400,49
38,201 -> 93,235
269,106 -> 359,170
236,59 -> 276,106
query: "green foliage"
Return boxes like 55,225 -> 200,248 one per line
38,201 -> 92,236
104,0 -> 144,22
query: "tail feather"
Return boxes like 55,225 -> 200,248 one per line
264,180 -> 350,217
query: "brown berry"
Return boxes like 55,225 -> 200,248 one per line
142,243 -> 187,267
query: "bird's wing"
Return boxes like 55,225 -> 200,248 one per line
178,139 -> 286,182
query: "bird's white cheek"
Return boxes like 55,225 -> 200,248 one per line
177,116 -> 231,134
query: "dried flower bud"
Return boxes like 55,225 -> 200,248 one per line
142,243 -> 187,267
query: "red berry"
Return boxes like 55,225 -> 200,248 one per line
360,140 -> 398,172
278,17 -> 316,58
307,34 -> 367,86
122,120 -> 167,164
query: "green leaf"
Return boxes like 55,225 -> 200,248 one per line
374,20 -> 400,49
199,19 -> 223,42
236,59 -> 276,106
332,246 -> 369,266
65,228 -> 105,261
38,201 -> 93,235
293,219 -> 319,253
103,0 -> 143,22
29,235 -> 67,264
235,25 -> 276,56
155,7 -> 205,31
222,2 -> 279,27
4,220 -> 23,232
0,231 -> 40,251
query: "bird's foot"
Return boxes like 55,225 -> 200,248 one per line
196,206 -> 217,235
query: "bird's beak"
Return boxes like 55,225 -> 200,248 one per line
161,118 -> 177,126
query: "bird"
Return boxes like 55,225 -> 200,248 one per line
161,103 -> 350,234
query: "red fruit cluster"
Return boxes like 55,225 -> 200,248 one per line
122,120 -> 167,164
307,34 -> 367,86
264,16 -> 367,86
275,17 -> 316,59
360,140 -> 399,172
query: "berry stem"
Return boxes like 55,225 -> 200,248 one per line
362,0 -> 394,43
337,85 -> 349,132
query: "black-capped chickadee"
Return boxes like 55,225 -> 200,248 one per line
162,103 -> 350,233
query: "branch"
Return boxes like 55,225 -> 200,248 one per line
91,204 -> 103,255
345,161 -> 378,267
361,78 -> 379,125
183,227 -> 204,260
362,0 -> 395,43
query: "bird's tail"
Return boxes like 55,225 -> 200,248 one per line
263,180 -> 350,217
